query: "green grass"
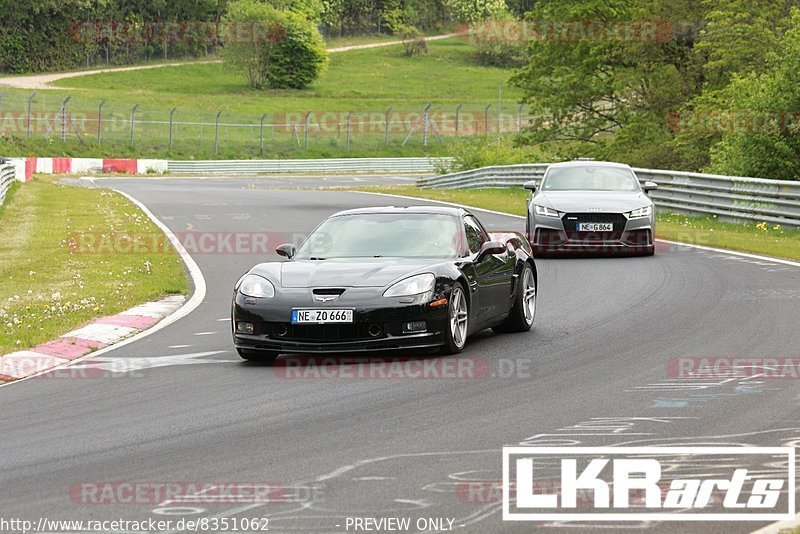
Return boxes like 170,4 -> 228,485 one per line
0,176 -> 189,356
0,38 -> 519,159
48,38 -> 515,111
353,186 -> 800,261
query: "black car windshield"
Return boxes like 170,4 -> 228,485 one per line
294,213 -> 462,259
542,166 -> 640,191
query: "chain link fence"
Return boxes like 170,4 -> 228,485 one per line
0,92 -> 537,158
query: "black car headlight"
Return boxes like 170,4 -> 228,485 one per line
383,273 -> 435,298
238,274 -> 276,298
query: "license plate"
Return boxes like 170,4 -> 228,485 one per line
577,223 -> 613,232
291,309 -> 354,324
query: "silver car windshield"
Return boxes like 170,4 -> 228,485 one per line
294,213 -> 462,259
542,166 -> 640,192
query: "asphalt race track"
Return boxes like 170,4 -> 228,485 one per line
1,176 -> 799,534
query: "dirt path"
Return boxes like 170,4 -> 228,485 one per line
0,33 -> 460,90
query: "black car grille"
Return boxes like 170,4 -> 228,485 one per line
269,322 -> 384,342
563,212 -> 625,234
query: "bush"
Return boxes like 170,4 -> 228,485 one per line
399,25 -> 428,57
438,136 -> 555,173
471,17 -> 526,67
223,0 -> 328,90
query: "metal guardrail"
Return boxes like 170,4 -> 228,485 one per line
418,164 -> 800,227
167,157 -> 452,175
0,161 -> 16,207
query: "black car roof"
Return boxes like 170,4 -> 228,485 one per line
331,205 -> 468,217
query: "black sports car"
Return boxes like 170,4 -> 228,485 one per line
231,206 -> 538,363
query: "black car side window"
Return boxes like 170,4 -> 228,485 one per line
463,216 -> 488,254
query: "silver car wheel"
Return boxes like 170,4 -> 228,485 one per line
523,268 -> 536,325
449,286 -> 468,349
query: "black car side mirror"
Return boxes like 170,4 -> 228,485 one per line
276,243 -> 296,259
643,181 -> 658,193
523,180 -> 537,192
476,241 -> 506,262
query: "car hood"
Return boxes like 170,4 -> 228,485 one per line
534,191 -> 651,213
277,258 -> 435,288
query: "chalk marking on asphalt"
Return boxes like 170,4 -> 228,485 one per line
193,331 -> 217,336
0,187 -> 207,388
169,344 -> 192,349
352,191 -> 800,268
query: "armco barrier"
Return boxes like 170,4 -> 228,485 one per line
167,157 -> 450,175
418,164 -> 800,227
0,160 -> 16,206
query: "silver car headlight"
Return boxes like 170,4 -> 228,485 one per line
534,205 -> 561,218
627,206 -> 652,219
383,273 -> 435,297
239,274 -> 276,298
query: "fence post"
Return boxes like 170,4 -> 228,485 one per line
130,104 -> 139,145
518,104 -> 524,132
260,114 -> 267,156
27,92 -> 36,139
384,107 -> 391,145
484,104 -> 491,135
304,111 -> 311,149
346,111 -> 352,150
97,100 -> 105,145
62,96 -> 72,142
214,111 -> 222,155
169,108 -> 177,150
422,104 -> 431,146
498,82 -> 502,134
455,104 -> 462,136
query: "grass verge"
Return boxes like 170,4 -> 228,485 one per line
0,38 -> 519,160
352,186 -> 800,261
0,176 -> 189,355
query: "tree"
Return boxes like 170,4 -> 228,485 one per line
222,0 -> 327,89
704,9 -> 800,180
445,0 -> 507,24
510,0 -> 705,166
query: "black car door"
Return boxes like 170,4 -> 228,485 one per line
462,215 -> 515,327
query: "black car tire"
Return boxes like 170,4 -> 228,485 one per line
493,263 -> 536,333
440,282 -> 469,355
237,348 -> 279,364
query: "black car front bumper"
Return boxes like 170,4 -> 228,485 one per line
232,288 -> 450,354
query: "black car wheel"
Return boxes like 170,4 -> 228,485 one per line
441,282 -> 468,354
494,263 -> 536,333
237,348 -> 279,364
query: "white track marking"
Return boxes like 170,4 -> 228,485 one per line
0,187 -> 207,388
